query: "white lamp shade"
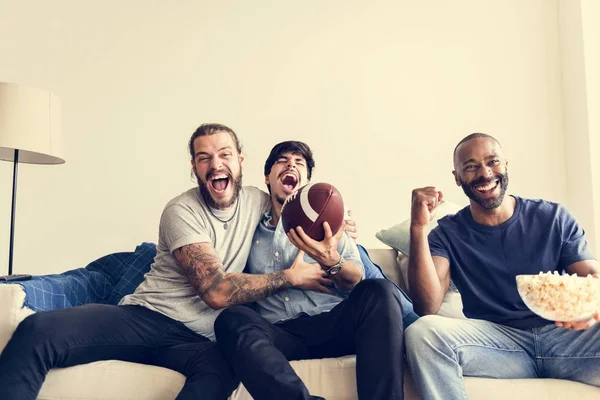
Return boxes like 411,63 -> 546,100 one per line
0,82 -> 64,164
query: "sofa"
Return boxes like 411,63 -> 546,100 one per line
1,247 -> 599,400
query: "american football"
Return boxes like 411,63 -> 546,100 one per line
281,182 -> 345,241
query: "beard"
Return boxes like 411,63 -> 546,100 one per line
275,193 -> 287,206
460,171 -> 509,210
197,170 -> 243,210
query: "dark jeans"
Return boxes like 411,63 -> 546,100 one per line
214,279 -> 405,400
0,304 -> 238,400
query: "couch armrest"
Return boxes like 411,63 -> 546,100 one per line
0,284 -> 34,354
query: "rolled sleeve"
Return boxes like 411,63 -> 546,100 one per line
160,204 -> 212,254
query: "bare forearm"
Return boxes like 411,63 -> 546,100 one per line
408,226 -> 446,315
567,259 -> 600,277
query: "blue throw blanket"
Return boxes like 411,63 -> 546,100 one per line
0,242 -> 156,312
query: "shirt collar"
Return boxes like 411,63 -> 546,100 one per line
261,211 -> 277,230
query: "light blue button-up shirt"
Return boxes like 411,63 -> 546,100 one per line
247,212 -> 365,324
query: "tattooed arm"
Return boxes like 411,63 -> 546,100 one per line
174,242 -> 332,309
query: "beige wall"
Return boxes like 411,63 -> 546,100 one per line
0,0 -> 590,275
558,0 -> 599,254
581,0 -> 600,255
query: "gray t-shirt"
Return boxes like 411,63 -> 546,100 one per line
120,186 -> 270,340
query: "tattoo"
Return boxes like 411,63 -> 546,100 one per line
175,244 -> 224,295
227,271 -> 292,305
174,243 -> 293,307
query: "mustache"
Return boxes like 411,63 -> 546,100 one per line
278,168 -> 298,180
470,175 -> 503,187
206,168 -> 231,180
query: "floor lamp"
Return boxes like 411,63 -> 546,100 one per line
0,82 -> 64,276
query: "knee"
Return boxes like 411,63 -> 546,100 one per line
354,279 -> 404,309
4,312 -> 62,356
405,315 -> 445,351
214,306 -> 262,340
355,278 -> 398,297
14,312 -> 54,342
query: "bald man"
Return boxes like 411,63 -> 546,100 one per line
405,133 -> 600,400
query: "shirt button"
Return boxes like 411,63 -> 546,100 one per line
275,251 -> 279,257
284,296 -> 289,302
255,240 -> 260,244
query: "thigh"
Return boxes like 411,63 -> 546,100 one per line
408,315 -> 539,379
280,280 -> 405,359
216,306 -> 311,361
29,304 -> 179,367
537,323 -> 600,386
278,300 -> 363,360
23,304 -> 173,340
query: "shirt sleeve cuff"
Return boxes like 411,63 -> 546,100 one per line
169,234 -> 212,254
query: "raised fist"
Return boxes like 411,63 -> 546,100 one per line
411,187 -> 444,228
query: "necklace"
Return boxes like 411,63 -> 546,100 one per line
205,196 -> 240,230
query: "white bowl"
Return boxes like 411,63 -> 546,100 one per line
516,272 -> 600,322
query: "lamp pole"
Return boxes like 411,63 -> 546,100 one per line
8,149 -> 19,276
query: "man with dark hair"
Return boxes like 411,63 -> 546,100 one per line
405,133 -> 600,399
215,140 -> 413,400
263,140 -> 316,180
0,125 -> 339,400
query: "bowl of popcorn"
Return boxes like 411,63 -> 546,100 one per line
516,272 -> 600,322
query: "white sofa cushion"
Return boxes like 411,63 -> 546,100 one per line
39,361 -> 185,400
36,356 -> 600,400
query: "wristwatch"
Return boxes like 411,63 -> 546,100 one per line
325,256 -> 344,275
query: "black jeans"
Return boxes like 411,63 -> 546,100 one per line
0,304 -> 238,400
214,279 -> 405,400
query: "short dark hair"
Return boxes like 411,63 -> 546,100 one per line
453,132 -> 501,159
264,141 -> 315,180
188,123 -> 242,159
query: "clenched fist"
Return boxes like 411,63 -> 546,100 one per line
411,187 -> 444,228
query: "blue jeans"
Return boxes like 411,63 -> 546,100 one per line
405,315 -> 600,400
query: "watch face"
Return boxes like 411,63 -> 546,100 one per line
328,265 -> 342,275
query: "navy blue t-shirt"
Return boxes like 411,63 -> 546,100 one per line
429,196 -> 596,330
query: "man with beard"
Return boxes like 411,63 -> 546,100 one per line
404,133 -> 600,400
0,124 -> 340,400
215,141 -> 410,400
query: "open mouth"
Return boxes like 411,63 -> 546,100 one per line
280,173 -> 298,193
472,179 -> 499,196
209,173 -> 230,194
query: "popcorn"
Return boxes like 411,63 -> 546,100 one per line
516,272 -> 600,321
